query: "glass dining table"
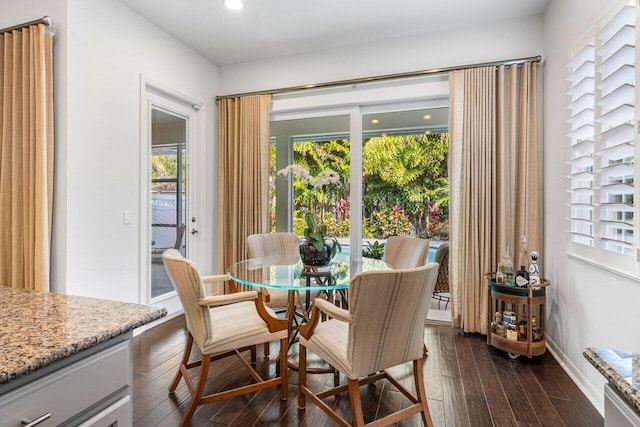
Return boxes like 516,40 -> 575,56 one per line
228,253 -> 391,356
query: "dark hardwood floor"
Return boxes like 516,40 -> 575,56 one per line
133,316 -> 603,426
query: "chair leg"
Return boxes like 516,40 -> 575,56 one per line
413,359 -> 434,427
348,378 -> 365,427
279,337 -> 288,400
264,342 -> 270,357
298,344 -> 307,409
251,345 -> 257,365
169,332 -> 193,393
181,353 -> 211,427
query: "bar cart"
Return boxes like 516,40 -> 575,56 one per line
486,273 -> 550,359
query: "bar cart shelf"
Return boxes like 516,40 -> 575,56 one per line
486,274 -> 550,359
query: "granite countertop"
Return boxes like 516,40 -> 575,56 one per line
584,347 -> 640,414
0,285 -> 167,385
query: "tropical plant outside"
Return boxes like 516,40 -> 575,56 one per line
272,132 -> 449,240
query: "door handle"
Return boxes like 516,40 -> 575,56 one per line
190,228 -> 198,235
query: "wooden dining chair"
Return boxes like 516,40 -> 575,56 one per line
247,232 -> 300,356
382,235 -> 431,353
162,249 -> 289,427
382,235 -> 430,269
298,262 -> 439,427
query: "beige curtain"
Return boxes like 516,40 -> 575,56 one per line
449,62 -> 540,333
0,24 -> 54,291
216,94 -> 271,275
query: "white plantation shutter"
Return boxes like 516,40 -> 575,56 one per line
567,1 -> 638,275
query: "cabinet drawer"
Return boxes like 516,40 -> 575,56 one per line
0,341 -> 131,427
78,395 -> 132,427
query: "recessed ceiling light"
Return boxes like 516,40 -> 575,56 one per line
423,114 -> 432,120
224,0 -> 244,10
371,119 -> 379,124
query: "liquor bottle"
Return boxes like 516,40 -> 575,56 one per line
515,265 -> 529,287
529,251 -> 541,288
506,320 -> 519,341
492,312 -> 507,337
532,315 -> 543,341
502,243 -> 514,286
496,262 -> 505,284
518,316 -> 528,339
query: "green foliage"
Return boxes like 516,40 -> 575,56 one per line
362,241 -> 385,259
283,133 -> 449,240
302,212 -> 341,258
372,206 -> 413,238
362,133 -> 449,237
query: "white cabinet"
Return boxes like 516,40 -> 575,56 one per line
0,338 -> 132,427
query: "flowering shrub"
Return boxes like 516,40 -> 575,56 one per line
373,206 -> 413,238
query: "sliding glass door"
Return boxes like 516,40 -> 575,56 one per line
271,106 -> 449,260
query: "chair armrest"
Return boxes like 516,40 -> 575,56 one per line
198,291 -> 257,307
202,274 -> 230,296
300,298 -> 353,339
202,274 -> 229,284
314,299 -> 353,323
254,296 -> 288,333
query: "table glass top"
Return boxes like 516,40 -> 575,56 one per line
228,254 -> 391,291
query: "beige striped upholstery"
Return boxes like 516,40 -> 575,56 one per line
382,236 -> 430,269
300,262 -> 439,379
162,249 -> 288,426
247,232 -> 300,258
162,249 -> 287,355
247,232 -> 300,307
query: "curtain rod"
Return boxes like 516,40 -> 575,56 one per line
0,16 -> 54,35
216,54 -> 542,101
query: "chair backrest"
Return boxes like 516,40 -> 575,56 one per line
162,249 -> 211,352
434,243 -> 450,293
247,232 -> 300,258
382,236 -> 430,269
347,262 -> 439,376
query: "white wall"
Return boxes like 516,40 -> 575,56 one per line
218,15 -> 544,95
59,0 -> 218,302
543,0 -> 640,414
1,0 -> 219,302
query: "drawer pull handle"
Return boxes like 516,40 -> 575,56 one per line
22,413 -> 51,427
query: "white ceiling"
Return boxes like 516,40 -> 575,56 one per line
118,0 -> 550,66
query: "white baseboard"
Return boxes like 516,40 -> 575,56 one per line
545,334 -> 604,417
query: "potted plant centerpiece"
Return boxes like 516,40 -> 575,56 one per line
300,212 -> 341,266
277,164 -> 342,266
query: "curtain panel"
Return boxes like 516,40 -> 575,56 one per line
0,24 -> 54,291
449,62 -> 540,333
216,94 -> 271,278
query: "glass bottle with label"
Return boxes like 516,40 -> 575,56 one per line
491,312 -> 507,337
515,265 -> 529,287
496,262 -> 505,284
506,320 -> 519,341
502,243 -> 514,286
532,315 -> 543,341
518,316 -> 528,339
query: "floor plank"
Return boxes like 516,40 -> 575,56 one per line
132,316 -> 602,426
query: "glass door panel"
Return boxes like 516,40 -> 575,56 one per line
271,115 -> 351,254
361,107 -> 449,261
150,109 -> 187,299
